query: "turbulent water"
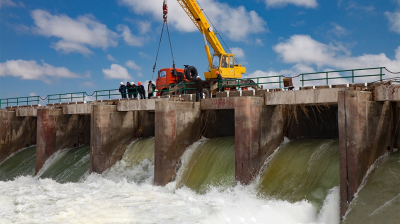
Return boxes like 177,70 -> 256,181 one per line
343,151 -> 400,224
257,139 -> 340,210
0,146 -> 36,181
37,145 -> 90,183
0,138 -> 343,223
176,137 -> 235,193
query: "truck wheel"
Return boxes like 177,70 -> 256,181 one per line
161,89 -> 168,96
185,66 -> 198,80
202,89 -> 210,98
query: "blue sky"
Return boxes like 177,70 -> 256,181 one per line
1,0 -> 400,101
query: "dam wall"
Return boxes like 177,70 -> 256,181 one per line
1,83 -> 399,222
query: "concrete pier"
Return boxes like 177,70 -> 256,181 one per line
36,108 -> 90,173
338,90 -> 396,217
0,110 -> 36,163
154,101 -> 202,186
90,104 -> 154,174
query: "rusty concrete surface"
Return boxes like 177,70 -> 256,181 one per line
15,106 -> 39,117
338,90 -> 394,219
0,110 -> 37,163
374,84 -> 400,101
154,101 -> 202,186
63,103 -> 92,114
265,88 -> 346,105
117,98 -> 170,111
235,98 -> 284,184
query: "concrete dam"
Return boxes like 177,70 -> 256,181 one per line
1,83 -> 399,223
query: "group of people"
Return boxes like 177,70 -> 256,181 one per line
119,81 -> 155,99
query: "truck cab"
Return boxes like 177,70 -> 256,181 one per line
156,67 -> 186,96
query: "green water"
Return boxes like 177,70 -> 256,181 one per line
38,145 -> 90,183
0,146 -> 36,181
177,137 -> 235,194
257,139 -> 340,208
344,151 -> 400,224
103,138 -> 155,183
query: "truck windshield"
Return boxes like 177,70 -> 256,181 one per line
211,55 -> 220,69
159,70 -> 166,78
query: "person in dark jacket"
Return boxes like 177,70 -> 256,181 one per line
137,82 -> 146,99
193,76 -> 204,102
148,81 -> 155,99
126,82 -> 133,98
131,82 -> 138,98
216,71 -> 223,92
119,82 -> 126,99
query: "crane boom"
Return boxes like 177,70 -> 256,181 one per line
175,0 -> 246,79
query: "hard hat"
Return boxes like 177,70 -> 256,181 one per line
138,82 -> 141,85
196,76 -> 201,79
120,82 -> 123,85
215,71 -> 219,75
131,82 -> 134,85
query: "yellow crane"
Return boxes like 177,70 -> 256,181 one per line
175,0 -> 246,80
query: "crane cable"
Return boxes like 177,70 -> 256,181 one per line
152,1 -> 176,81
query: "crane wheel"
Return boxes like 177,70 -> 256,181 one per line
184,66 -> 198,80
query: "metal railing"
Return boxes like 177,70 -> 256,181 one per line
94,87 -> 141,100
0,96 -> 40,108
0,67 -> 396,108
218,75 -> 282,91
155,82 -> 196,95
300,67 -> 385,87
47,92 -> 86,104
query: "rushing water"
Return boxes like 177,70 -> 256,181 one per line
0,138 -> 342,223
37,145 -> 90,183
343,151 -> 400,224
0,146 -> 36,181
176,137 -> 235,193
257,139 -> 340,210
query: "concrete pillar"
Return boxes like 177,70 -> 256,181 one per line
154,101 -> 202,186
36,108 -> 90,173
338,90 -> 394,218
0,110 -> 37,163
235,98 -> 284,184
90,105 -> 154,174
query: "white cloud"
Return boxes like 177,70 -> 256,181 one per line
273,35 -> 400,71
29,92 -> 37,96
139,52 -> 152,59
107,54 -> 116,61
255,38 -> 264,46
0,0 -> 16,8
230,47 -> 245,59
102,64 -> 132,79
264,0 -> 318,8
329,23 -> 349,37
118,0 -> 267,42
117,24 -> 146,47
385,11 -> 400,34
31,10 -> 118,55
138,21 -> 151,34
0,60 -> 80,83
126,60 -> 141,70
346,1 -> 374,12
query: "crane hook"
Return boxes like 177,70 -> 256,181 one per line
163,0 -> 168,22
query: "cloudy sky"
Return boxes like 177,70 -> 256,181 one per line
1,0 -> 400,100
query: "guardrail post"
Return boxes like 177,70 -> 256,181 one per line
26,97 -> 28,105
59,94 -> 61,103
302,74 -> 304,87
326,72 -> 329,85
83,92 -> 85,102
279,76 -> 282,88
109,90 -> 111,100
352,70 -> 355,83
380,68 -> 383,81
16,98 -> 19,106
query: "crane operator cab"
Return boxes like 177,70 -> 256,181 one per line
205,53 -> 246,80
